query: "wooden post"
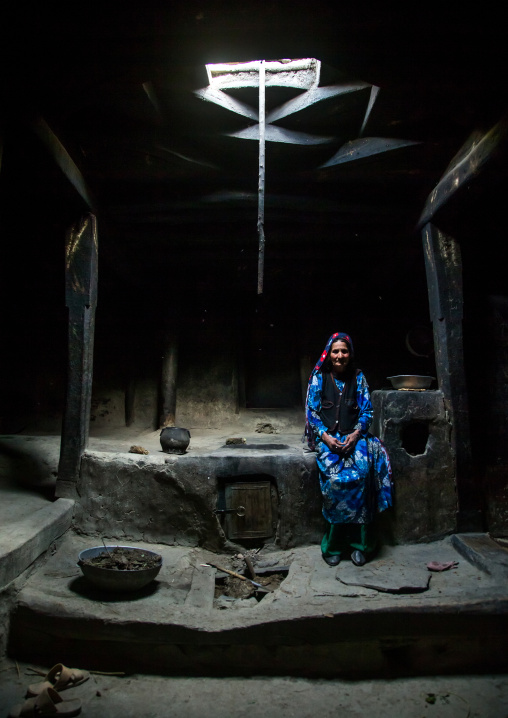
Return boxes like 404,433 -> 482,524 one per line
56,214 -> 98,498
160,331 -> 179,428
125,377 -> 136,427
257,60 -> 266,295
422,222 -> 482,531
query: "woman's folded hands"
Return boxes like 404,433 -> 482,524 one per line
323,429 -> 361,455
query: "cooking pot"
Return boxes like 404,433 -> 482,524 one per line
160,426 -> 191,454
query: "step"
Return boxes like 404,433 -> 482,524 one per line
8,533 -> 508,677
0,499 -> 74,590
451,532 -> 508,576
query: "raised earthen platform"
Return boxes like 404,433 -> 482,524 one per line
8,532 -> 508,678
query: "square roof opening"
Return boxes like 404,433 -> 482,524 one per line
206,59 -> 321,90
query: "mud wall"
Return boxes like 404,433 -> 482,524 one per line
371,389 -> 457,542
74,449 -> 323,551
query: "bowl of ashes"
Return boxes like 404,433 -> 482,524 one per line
78,545 -> 162,592
387,375 -> 436,390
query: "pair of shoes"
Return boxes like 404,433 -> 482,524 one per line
351,550 -> 366,566
322,554 -> 341,566
9,664 -> 89,717
27,664 -> 90,697
9,687 -> 81,717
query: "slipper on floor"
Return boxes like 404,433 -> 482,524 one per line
9,687 -> 81,717
27,663 -> 90,697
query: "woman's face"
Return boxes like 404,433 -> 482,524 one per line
329,340 -> 350,374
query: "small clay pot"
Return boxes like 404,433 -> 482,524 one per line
160,426 -> 191,454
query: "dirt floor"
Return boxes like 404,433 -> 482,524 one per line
0,661 -> 507,718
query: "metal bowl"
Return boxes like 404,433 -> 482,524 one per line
78,546 -> 162,592
387,375 -> 436,390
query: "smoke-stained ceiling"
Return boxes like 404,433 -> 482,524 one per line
1,4 -> 507,246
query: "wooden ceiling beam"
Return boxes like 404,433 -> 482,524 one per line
266,83 -> 371,124
228,124 -> 334,145
418,115 -> 508,228
321,137 -> 421,167
194,87 -> 258,121
31,116 -> 97,212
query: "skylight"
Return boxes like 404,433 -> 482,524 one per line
201,59 -> 321,294
205,58 -> 321,90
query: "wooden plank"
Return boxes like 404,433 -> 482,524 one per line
359,85 -> 380,136
266,83 -> 370,123
194,86 -> 258,120
184,564 -> 215,611
228,124 -> 335,145
422,222 -> 481,530
56,214 -> 98,499
321,136 -> 420,167
419,116 -> 508,227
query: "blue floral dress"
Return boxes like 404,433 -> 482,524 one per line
306,371 -> 393,524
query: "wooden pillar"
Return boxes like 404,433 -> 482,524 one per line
124,335 -> 138,427
299,354 -> 312,410
422,222 -> 482,531
56,214 -> 98,499
160,332 -> 179,428
125,376 -> 136,427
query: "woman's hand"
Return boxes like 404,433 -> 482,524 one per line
322,432 -> 342,453
323,430 -> 361,455
338,429 -> 361,455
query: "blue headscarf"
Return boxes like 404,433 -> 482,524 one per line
310,332 -> 354,374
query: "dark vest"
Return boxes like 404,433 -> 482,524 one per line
319,370 -> 359,434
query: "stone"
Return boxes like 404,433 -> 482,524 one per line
337,562 -> 431,594
129,445 -> 149,454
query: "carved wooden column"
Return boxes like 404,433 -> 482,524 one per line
422,222 -> 482,530
56,214 -> 98,498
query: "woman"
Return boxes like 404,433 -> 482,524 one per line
305,332 -> 393,566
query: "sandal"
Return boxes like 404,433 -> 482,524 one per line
27,664 -> 90,697
9,687 -> 81,717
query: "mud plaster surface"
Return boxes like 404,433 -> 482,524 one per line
14,532 -> 506,630
1,662 -> 507,718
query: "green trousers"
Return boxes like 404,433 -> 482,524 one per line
321,521 -> 377,558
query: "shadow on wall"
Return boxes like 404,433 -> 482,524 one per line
0,437 -> 59,495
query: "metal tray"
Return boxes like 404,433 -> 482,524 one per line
387,375 -> 435,390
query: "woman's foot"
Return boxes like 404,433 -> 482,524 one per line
351,550 -> 366,566
322,554 -> 341,566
